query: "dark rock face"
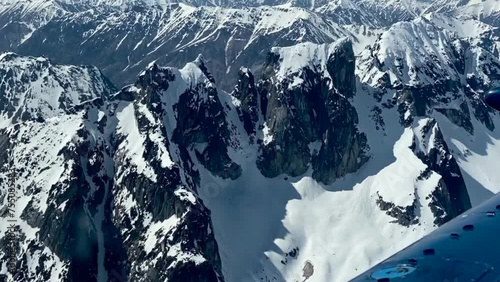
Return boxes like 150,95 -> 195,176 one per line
311,91 -> 368,184
158,195 -> 223,282
257,67 -> 328,178
106,59 -> 228,281
395,82 -> 473,131
232,68 -> 260,139
326,41 -> 356,98
411,118 -> 472,226
134,59 -> 242,180
255,41 -> 369,184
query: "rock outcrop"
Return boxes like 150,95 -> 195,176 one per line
252,40 -> 369,184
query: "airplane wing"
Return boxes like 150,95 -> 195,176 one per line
485,88 -> 500,112
350,87 -> 500,282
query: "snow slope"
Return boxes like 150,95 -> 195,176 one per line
201,128 -> 441,281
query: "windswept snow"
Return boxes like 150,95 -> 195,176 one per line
200,124 -> 442,281
144,215 -> 179,253
262,122 -> 274,145
116,103 -> 158,182
270,39 -> 349,80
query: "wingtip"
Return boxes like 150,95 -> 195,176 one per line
485,87 -> 500,111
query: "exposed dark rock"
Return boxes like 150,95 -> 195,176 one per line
109,60 -> 227,281
410,118 -> 472,225
326,40 -> 356,98
376,192 -> 419,226
256,41 -> 369,184
232,68 -> 260,138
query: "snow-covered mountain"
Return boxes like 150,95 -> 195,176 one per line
1,28 -> 499,281
424,0 -> 500,27
0,0 -> 498,91
0,0 -> 499,281
0,52 -> 115,127
0,54 -> 225,282
0,1 -> 354,91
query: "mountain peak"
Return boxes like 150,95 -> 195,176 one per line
0,53 -> 115,127
269,38 -> 353,81
193,54 -> 216,84
0,52 -> 19,62
194,54 -> 206,67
